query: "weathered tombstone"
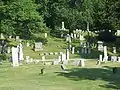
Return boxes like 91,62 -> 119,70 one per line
16,36 -> 19,41
63,60 -> 68,65
49,52 -> 54,55
111,56 -> 117,62
61,53 -> 66,61
116,30 -> 120,36
68,44 -> 72,51
0,33 -> 5,39
59,52 -> 63,55
65,34 -> 69,42
87,22 -> 89,31
12,47 -> 19,67
42,56 -> 45,61
103,46 -> 108,61
78,59 -> 85,67
9,35 -> 12,39
30,58 -> 33,62
74,33 -> 77,38
66,49 -> 69,60
17,43 -> 24,62
0,46 -> 2,54
61,33 -> 64,38
54,52 -> 58,55
26,56 -> 30,64
97,55 -> 102,65
53,60 -> 59,65
34,42 -> 43,51
79,35 -> 85,41
62,22 -> 65,30
44,33 -> 47,38
97,41 -> 104,51
118,57 -> 120,62
7,47 -> 11,53
72,47 -> 75,54
27,42 -> 30,47
70,33 -> 74,38
113,47 -> 116,54
58,56 -> 61,62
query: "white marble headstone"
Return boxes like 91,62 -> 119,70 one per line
12,47 -> 19,67
72,47 -> 75,54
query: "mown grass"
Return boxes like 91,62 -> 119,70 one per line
0,61 -> 120,90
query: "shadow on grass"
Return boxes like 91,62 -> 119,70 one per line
56,67 -> 120,89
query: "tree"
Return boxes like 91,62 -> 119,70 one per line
0,0 -> 48,38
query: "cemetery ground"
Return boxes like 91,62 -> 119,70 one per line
1,34 -> 120,90
0,61 -> 120,90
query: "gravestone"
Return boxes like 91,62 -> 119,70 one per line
70,33 -> 73,38
0,46 -> 2,54
12,47 -> 19,67
54,52 -> 58,55
9,35 -> 12,39
58,56 -> 61,62
42,56 -> 45,61
63,60 -> 68,65
53,60 -> 59,65
113,47 -> 116,54
30,58 -> 33,63
66,49 -> 69,60
118,57 -> 120,62
7,47 -> 11,53
116,30 -> 120,36
26,56 -> 30,64
97,41 -> 104,51
34,42 -> 43,51
61,22 -> 65,30
97,55 -> 102,65
68,44 -> 72,51
111,56 -> 117,62
27,42 -> 30,47
73,33 -> 77,38
78,59 -> 85,67
61,53 -> 66,61
49,52 -> 54,55
72,47 -> 75,54
103,46 -> 108,61
79,35 -> 85,41
44,33 -> 47,38
0,33 -> 5,39
16,36 -> 19,41
17,43 -> 24,63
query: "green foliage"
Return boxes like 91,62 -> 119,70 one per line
0,54 -> 7,61
0,0 -> 48,37
30,35 -> 48,44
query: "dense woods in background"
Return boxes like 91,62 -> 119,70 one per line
0,0 -> 120,38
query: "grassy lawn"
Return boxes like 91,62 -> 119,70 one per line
0,61 -> 120,90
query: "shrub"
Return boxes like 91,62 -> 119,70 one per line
98,30 -> 116,42
0,54 -> 7,61
30,35 -> 48,44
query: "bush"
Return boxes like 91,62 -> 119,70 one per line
98,30 -> 116,42
30,35 -> 48,44
0,54 -> 7,61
